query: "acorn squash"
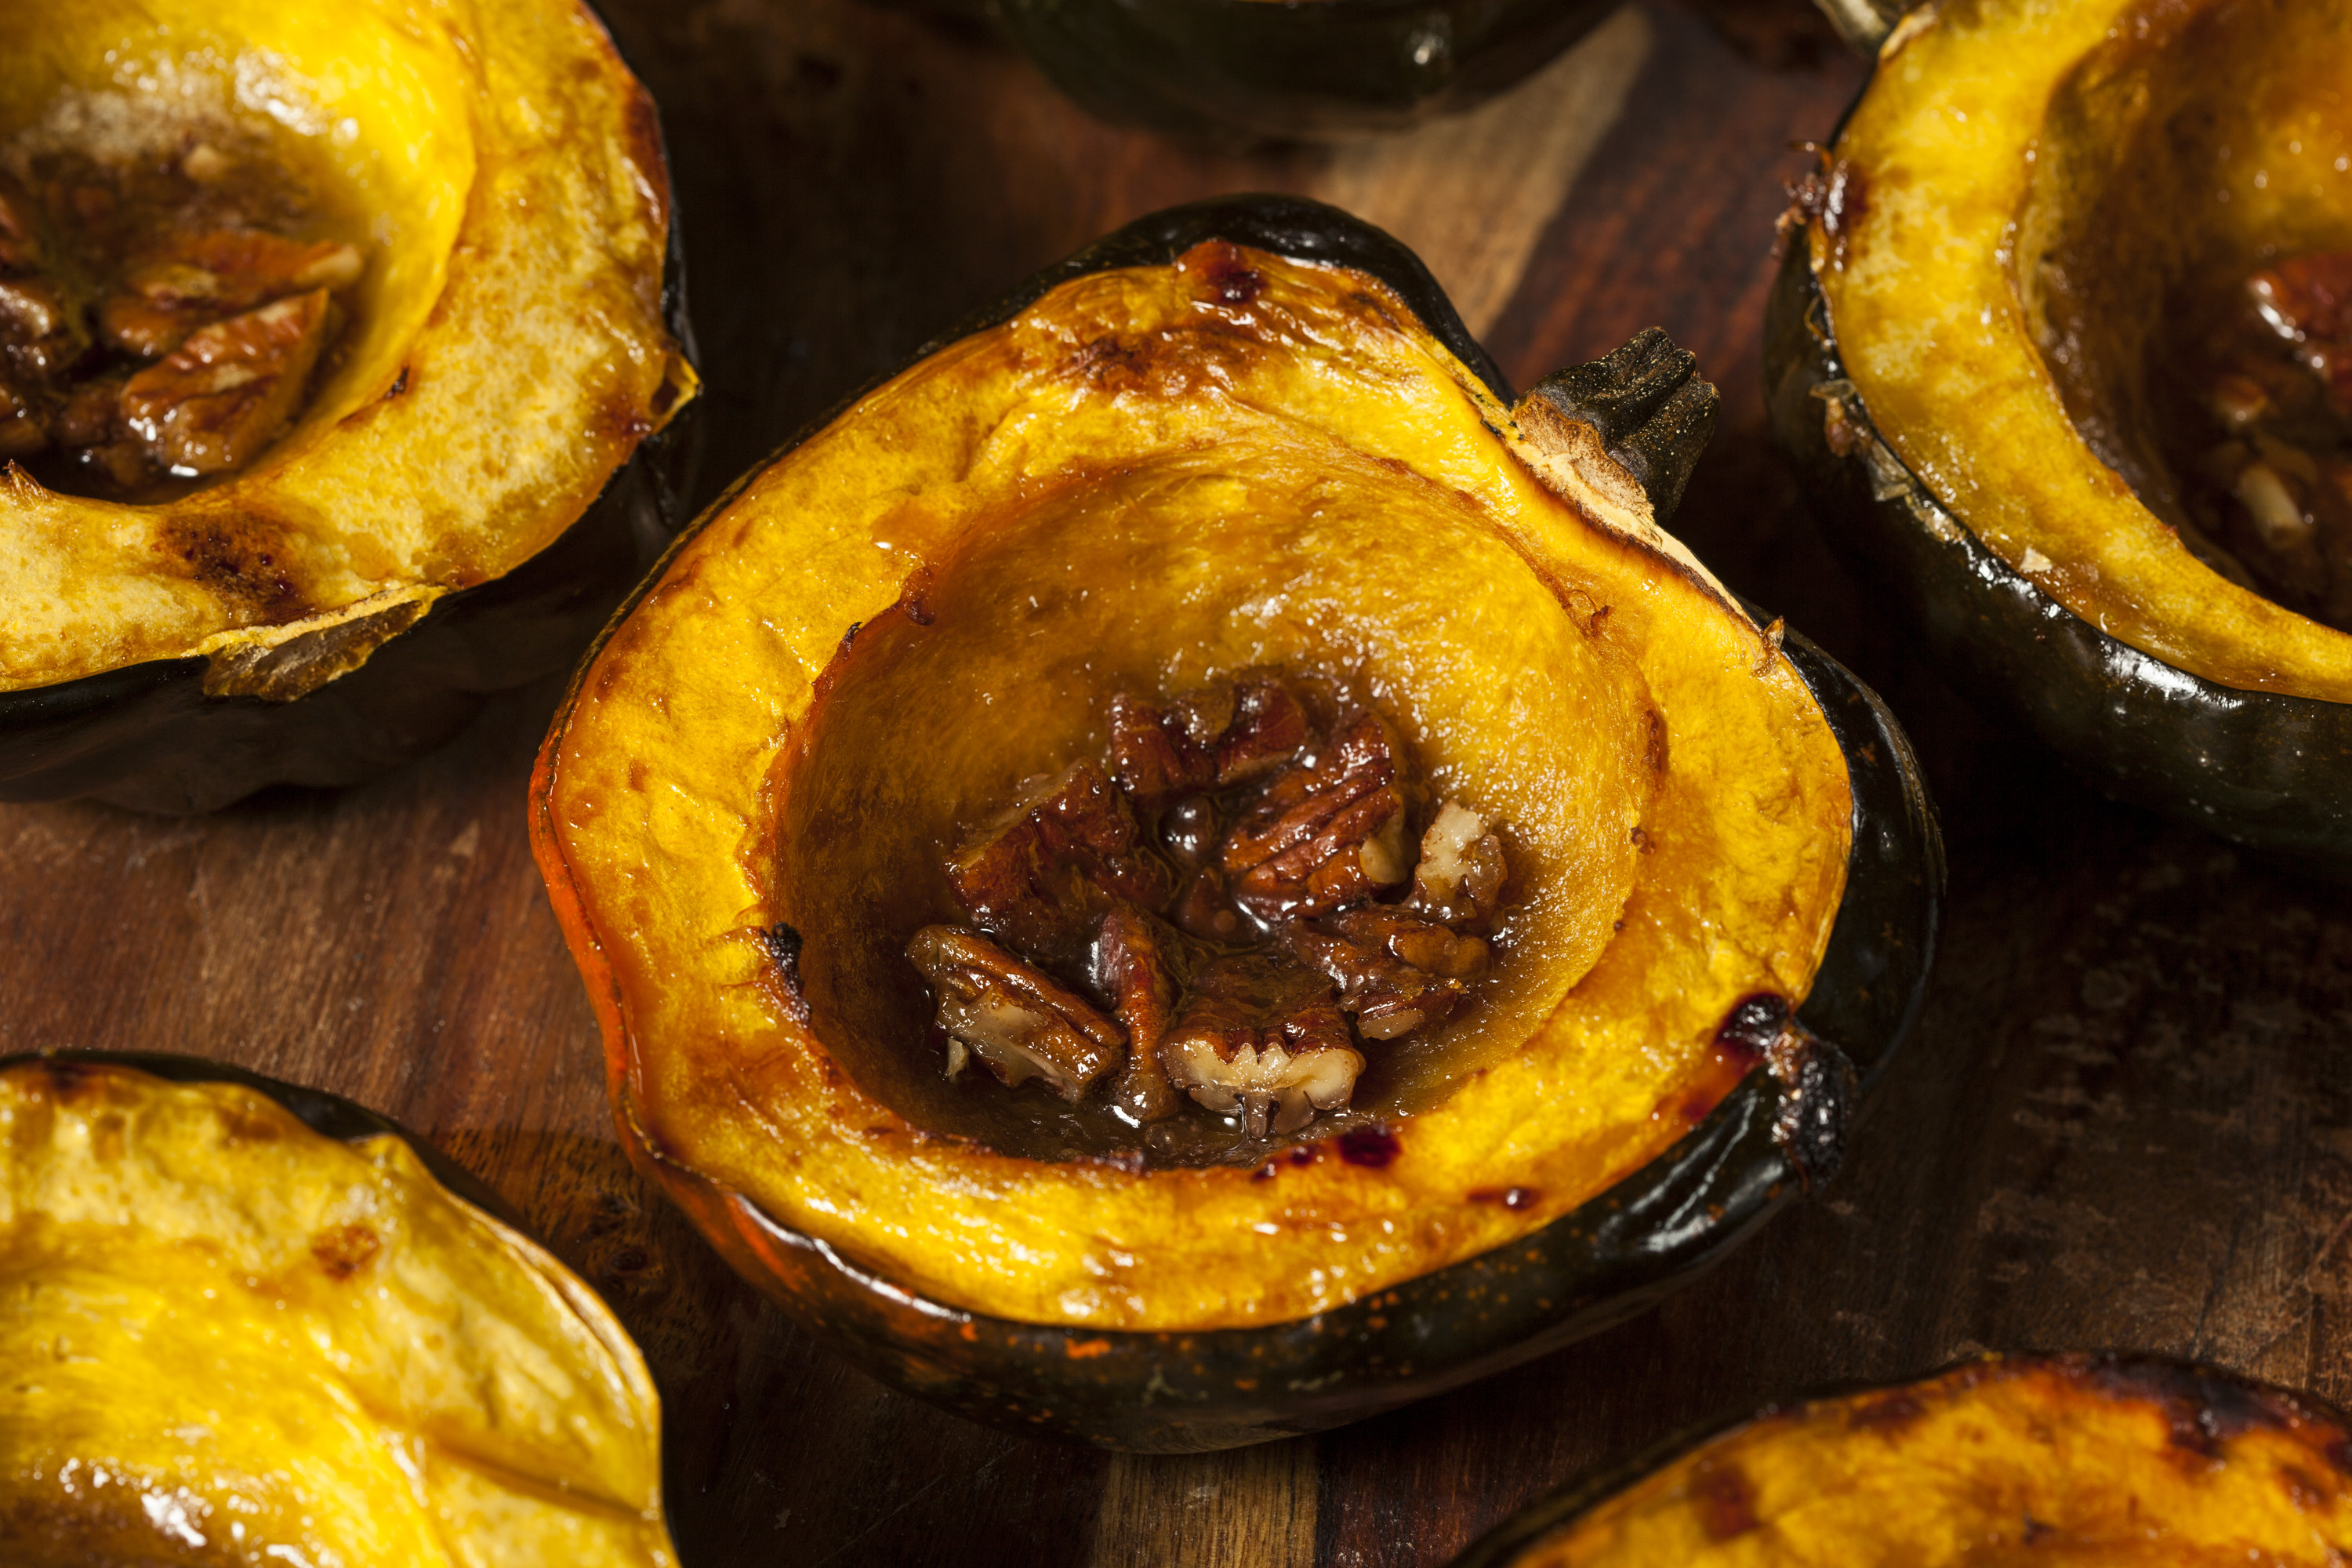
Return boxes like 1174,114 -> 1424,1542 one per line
0,1053 -> 677,1566
532,197 -> 1942,1450
0,0 -> 697,814
1766,0 -> 2352,872
990,0 -> 1623,140
1452,1355 -> 2352,1565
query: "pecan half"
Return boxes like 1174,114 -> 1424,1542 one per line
1108,673 -> 1311,810
1091,906 -> 1191,1123
1406,800 -> 1509,929
122,289 -> 334,475
1221,711 -> 1410,922
100,231 -> 364,358
947,759 -> 1172,965
907,925 -> 1124,1099
1287,906 -> 1490,1041
1160,953 -> 1364,1138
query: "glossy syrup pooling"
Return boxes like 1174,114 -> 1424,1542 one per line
2154,251 -> 2352,630
906,670 -> 1512,1160
0,106 -> 368,500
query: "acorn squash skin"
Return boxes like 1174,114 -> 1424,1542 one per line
1763,0 -> 2352,877
0,1052 -> 678,1566
1450,1356 -> 2352,1565
535,197 -> 1942,1452
0,2 -> 700,815
991,0 -> 1621,141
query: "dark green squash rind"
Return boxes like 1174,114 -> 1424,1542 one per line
990,0 -> 1624,142
1764,238 -> 2352,878
1441,1353 -> 2352,1567
568,194 -> 1943,1454
0,78 -> 703,817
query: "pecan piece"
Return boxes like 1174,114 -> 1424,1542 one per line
2249,252 -> 2352,411
1092,906 -> 1191,1123
946,759 -> 1173,965
1160,953 -> 1363,1138
100,232 -> 364,358
1221,711 -> 1410,921
0,274 -> 87,379
907,925 -> 1123,1099
1406,800 -> 1509,929
122,289 -> 334,475
1108,673 -> 1310,810
1287,906 -> 1489,1041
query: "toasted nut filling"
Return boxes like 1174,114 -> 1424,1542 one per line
2160,250 -> 2352,630
909,670 -> 1517,1149
0,129 -> 367,499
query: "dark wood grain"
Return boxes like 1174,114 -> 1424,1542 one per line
4,3 -> 2350,1564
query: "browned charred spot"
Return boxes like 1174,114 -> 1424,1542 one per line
89,1112 -> 125,1162
1846,1390 -> 1927,1433
1679,1093 -> 1715,1123
2281,1465 -> 2325,1512
1821,163 -> 1867,270
1645,709 -> 1669,776
1715,992 -> 1791,1068
898,564 -> 937,626
1693,1460 -> 1758,1539
34,1058 -> 100,1103
626,760 -> 650,792
2085,1359 -> 2305,1456
840,620 -> 862,652
162,513 -> 304,615
387,365 -> 408,399
592,390 -> 654,452
763,923 -> 811,1024
2020,1512 -> 2054,1543
1336,1124 -> 1399,1169
310,1222 -> 381,1280
1176,239 -> 1266,308
1468,1185 -> 1537,1210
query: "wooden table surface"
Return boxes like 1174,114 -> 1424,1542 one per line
8,2 -> 2352,1563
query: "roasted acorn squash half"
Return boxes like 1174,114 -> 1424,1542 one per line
1452,1354 -> 2352,1565
989,0 -> 1622,140
1767,0 -> 2352,873
0,0 -> 696,814
532,197 -> 1942,1451
0,1053 -> 677,1566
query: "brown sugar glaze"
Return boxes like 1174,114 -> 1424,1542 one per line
0,107 -> 368,500
907,667 -> 1514,1163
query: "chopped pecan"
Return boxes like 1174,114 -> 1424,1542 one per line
122,289 -> 334,475
1221,711 -> 1410,921
1160,954 -> 1363,1138
1406,800 -> 1509,929
1092,906 -> 1190,1123
100,232 -> 364,358
906,925 -> 1123,1099
1108,673 -> 1310,810
946,759 -> 1172,965
0,275 -> 87,379
1287,905 -> 1489,1041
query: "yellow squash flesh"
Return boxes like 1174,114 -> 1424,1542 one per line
0,1062 -> 674,1567
1813,0 -> 2352,701
534,242 -> 1853,1330
0,0 -> 693,696
1507,1358 -> 2352,1565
